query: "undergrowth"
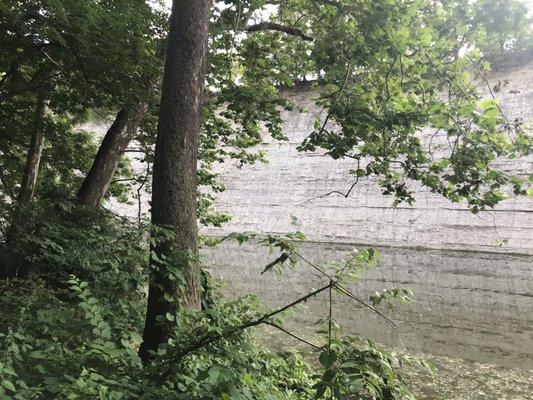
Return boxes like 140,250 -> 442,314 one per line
0,204 -> 429,399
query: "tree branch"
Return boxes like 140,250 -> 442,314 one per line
245,22 -> 313,41
300,156 -> 360,205
159,282 -> 333,379
291,249 -> 398,329
334,283 -> 398,329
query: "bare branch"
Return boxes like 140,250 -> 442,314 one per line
292,248 -> 398,329
316,63 -> 352,141
334,283 -> 398,329
263,321 -> 321,349
300,156 -> 360,205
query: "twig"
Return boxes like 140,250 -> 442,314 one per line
111,178 -> 138,184
137,161 -> 150,226
292,249 -> 398,329
328,280 -> 333,346
464,53 -> 511,127
328,279 -> 333,400
300,157 -> 360,204
465,54 -> 496,100
301,176 -> 360,205
334,283 -> 398,329
263,321 -> 321,349
293,250 -> 331,278
317,63 -> 353,141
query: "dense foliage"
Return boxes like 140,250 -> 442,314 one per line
0,0 -> 531,398
0,209 -> 428,399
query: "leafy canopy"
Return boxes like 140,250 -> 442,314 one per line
214,0 -> 531,211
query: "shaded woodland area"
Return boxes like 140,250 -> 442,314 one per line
0,0 -> 532,399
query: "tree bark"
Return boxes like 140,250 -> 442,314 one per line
77,102 -> 147,207
139,0 -> 212,362
5,93 -> 46,244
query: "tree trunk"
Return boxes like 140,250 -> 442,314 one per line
77,102 -> 147,207
139,0 -> 212,362
5,93 -> 46,244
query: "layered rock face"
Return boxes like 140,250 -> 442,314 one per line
202,63 -> 533,368
106,62 -> 532,367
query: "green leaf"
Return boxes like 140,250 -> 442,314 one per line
2,366 -> 17,377
261,253 -> 289,275
208,365 -> 221,384
319,350 -> 337,368
1,381 -> 16,393
29,350 -> 46,359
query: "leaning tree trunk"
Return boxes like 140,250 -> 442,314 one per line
139,0 -> 212,362
5,93 -> 46,244
77,102 -> 147,207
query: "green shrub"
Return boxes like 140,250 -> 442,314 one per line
0,276 -> 317,399
0,209 -> 429,399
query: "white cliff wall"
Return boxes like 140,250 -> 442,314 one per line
201,63 -> 533,368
